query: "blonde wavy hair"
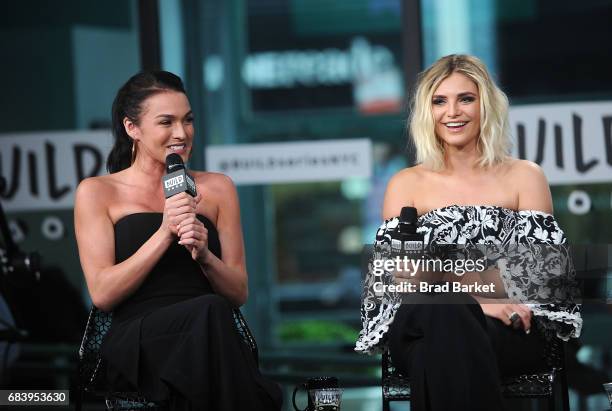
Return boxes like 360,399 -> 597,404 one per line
409,54 -> 511,170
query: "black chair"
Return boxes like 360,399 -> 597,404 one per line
75,305 -> 259,411
382,336 -> 570,411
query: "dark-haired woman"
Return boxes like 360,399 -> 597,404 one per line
75,71 -> 282,410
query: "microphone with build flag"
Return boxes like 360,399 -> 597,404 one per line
162,153 -> 197,198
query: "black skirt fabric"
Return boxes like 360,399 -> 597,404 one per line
387,292 -> 547,411
100,213 -> 282,410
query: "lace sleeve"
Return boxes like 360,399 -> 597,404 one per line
499,211 -> 582,340
355,218 -> 401,355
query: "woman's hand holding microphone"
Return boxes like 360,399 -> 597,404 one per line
177,211 -> 210,264
161,192 -> 210,263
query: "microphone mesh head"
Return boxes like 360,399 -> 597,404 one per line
399,206 -> 418,224
165,153 -> 184,173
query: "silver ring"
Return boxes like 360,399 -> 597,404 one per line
508,311 -> 521,324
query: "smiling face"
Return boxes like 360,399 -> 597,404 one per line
125,90 -> 194,165
432,72 -> 481,151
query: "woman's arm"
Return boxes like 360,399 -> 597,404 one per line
75,178 -> 196,311
178,174 -> 248,307
474,160 -> 554,332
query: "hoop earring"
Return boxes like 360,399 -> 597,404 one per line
131,140 -> 137,164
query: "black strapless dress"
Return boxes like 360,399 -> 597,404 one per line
100,213 -> 282,410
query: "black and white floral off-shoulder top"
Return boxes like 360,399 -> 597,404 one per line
355,205 -> 582,355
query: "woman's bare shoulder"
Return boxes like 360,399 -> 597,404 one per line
388,164 -> 426,186
75,173 -> 120,202
74,173 -> 126,223
502,158 -> 548,185
386,165 -> 431,198
504,159 -> 552,212
192,171 -> 236,195
382,165 -> 427,219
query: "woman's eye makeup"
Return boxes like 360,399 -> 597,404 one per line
432,95 -> 476,105
156,114 -> 193,125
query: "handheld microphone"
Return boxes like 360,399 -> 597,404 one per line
162,153 -> 197,198
391,207 -> 423,256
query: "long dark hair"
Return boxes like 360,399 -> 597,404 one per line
107,71 -> 187,173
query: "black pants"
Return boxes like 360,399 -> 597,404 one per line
387,292 -> 547,411
102,294 -> 282,410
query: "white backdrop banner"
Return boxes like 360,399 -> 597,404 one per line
0,130 -> 113,211
509,101 -> 612,185
206,138 -> 373,184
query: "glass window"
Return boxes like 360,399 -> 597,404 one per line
0,0 -> 141,298
421,0 -> 612,101
243,0 -> 405,114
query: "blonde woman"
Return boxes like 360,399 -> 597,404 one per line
356,55 -> 581,410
